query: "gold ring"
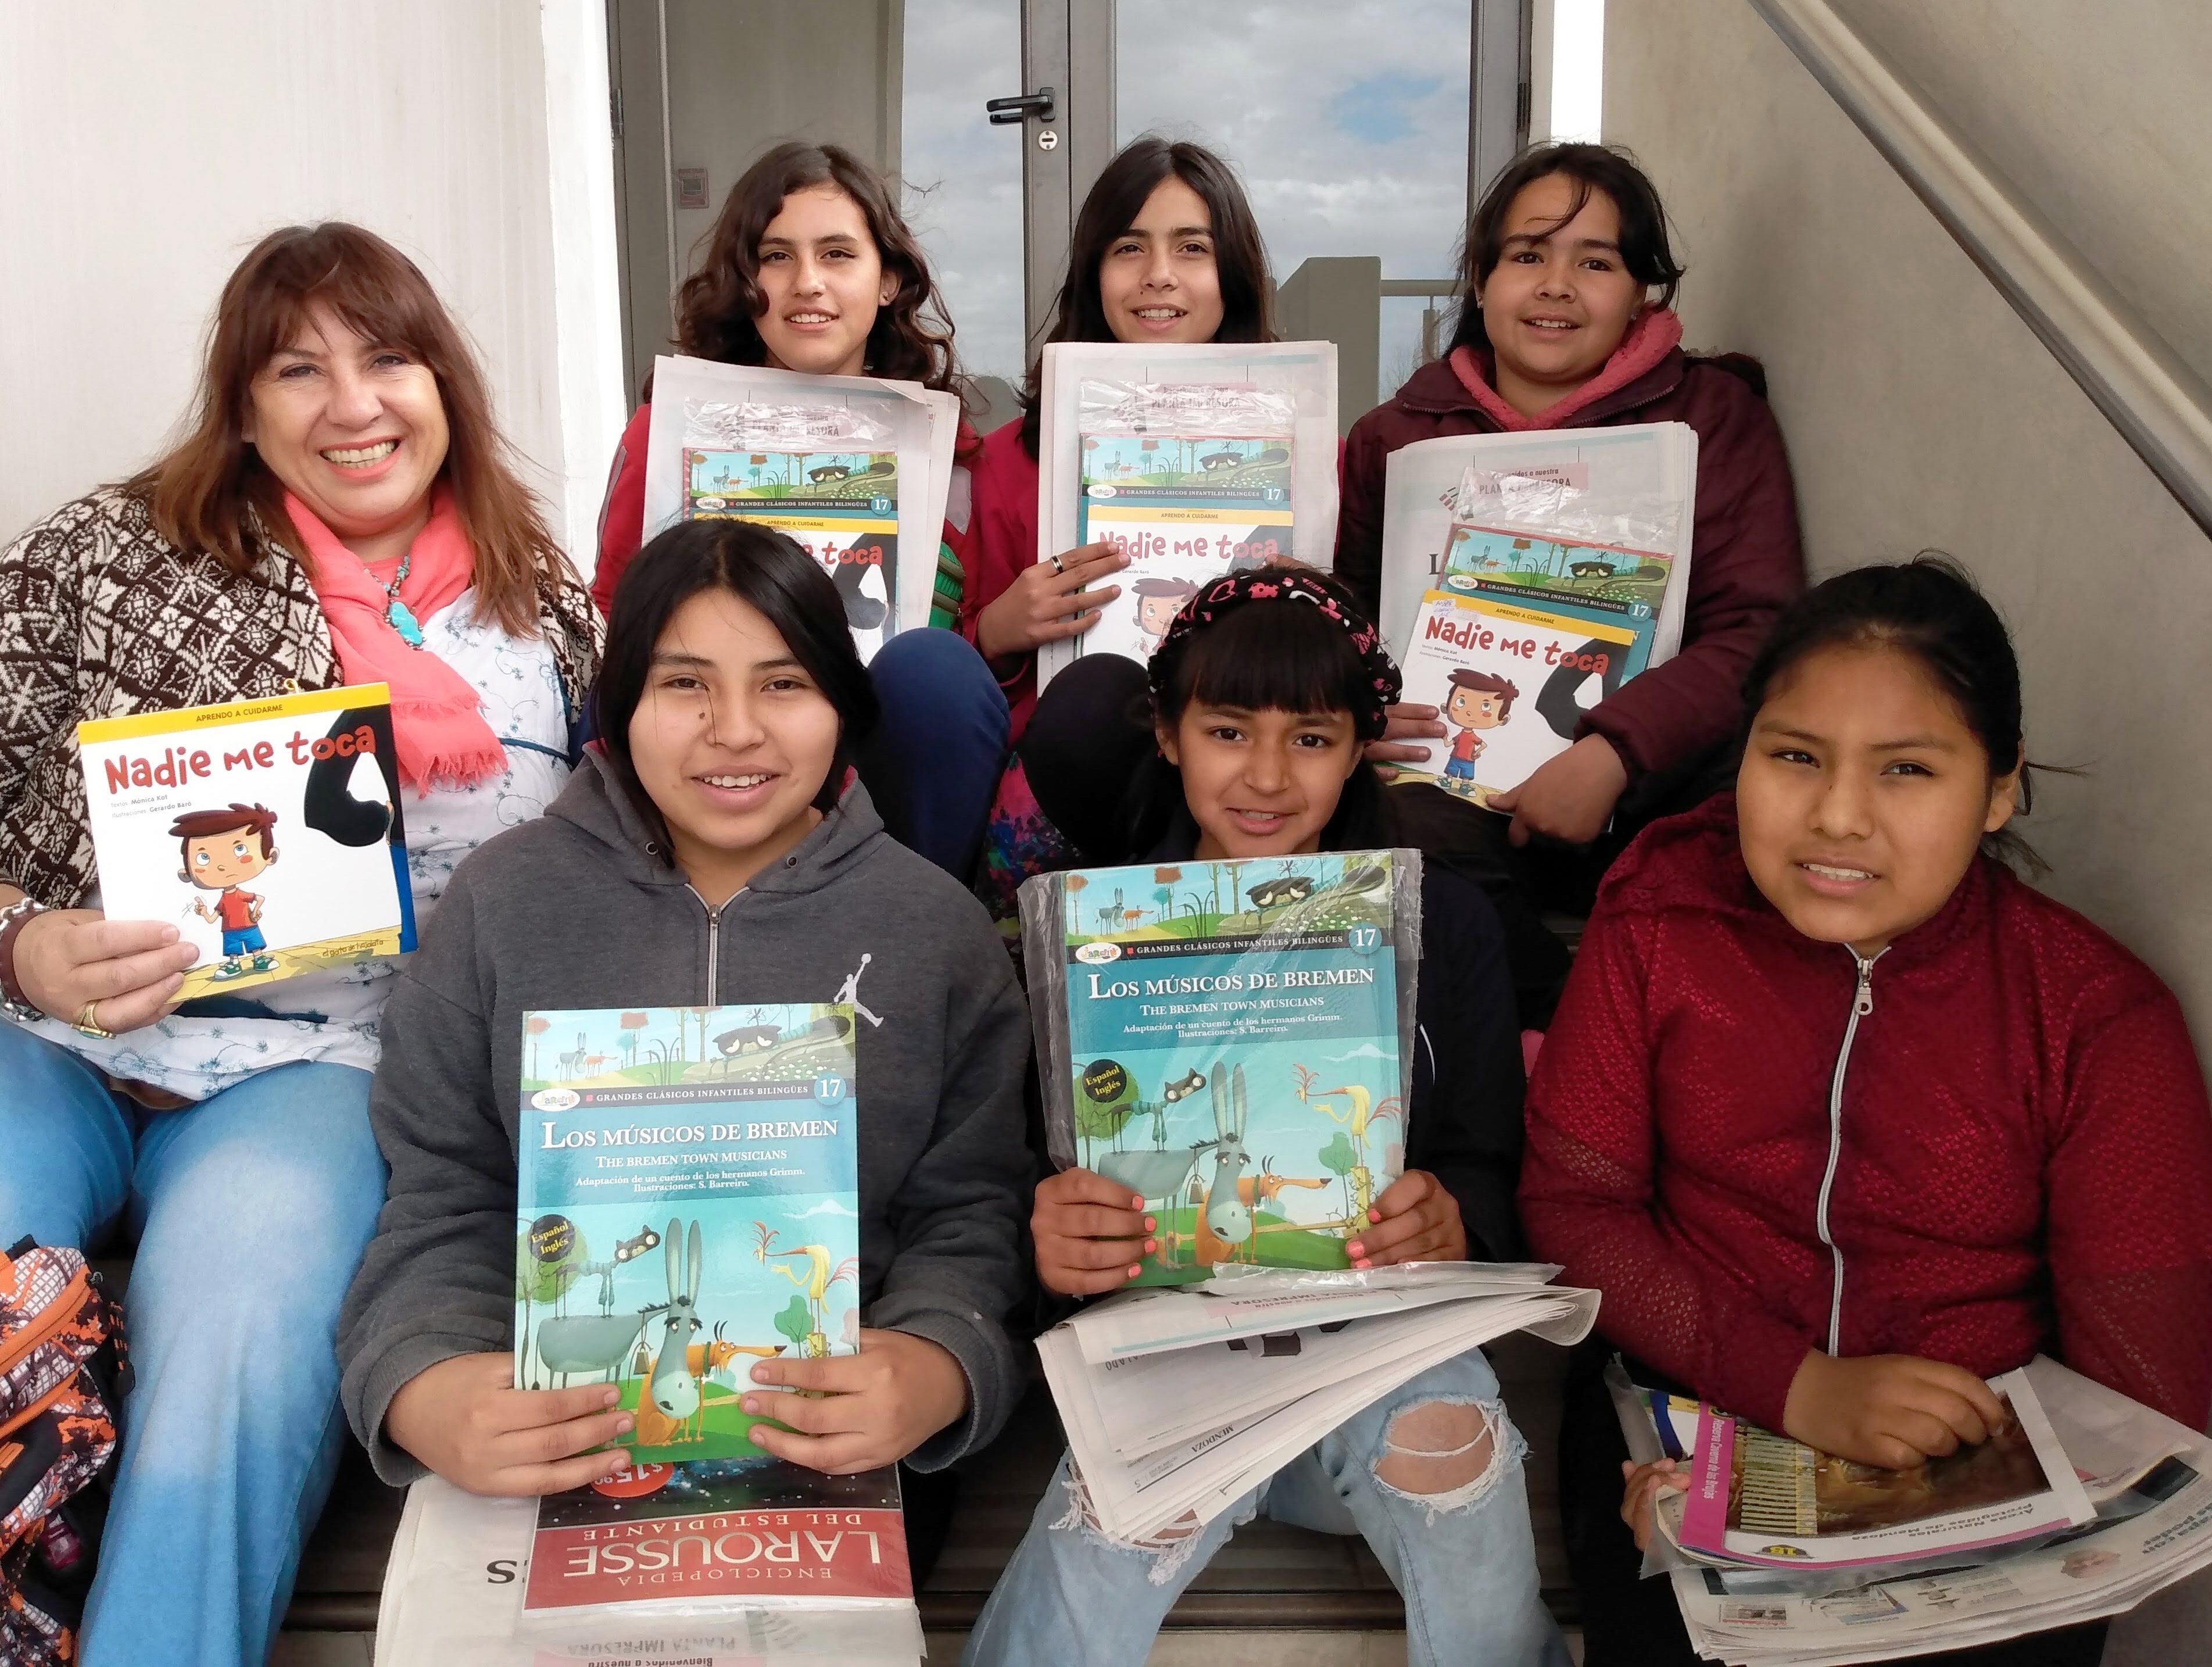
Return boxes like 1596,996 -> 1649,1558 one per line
74,1000 -> 113,1039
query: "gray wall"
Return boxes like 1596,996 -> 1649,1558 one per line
1601,0 -> 2212,1053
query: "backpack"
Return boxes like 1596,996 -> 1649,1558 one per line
0,1240 -> 129,1667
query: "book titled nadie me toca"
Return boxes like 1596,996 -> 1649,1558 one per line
512,1002 -> 911,1630
74,684 -> 415,1000
1019,852 -> 1421,1288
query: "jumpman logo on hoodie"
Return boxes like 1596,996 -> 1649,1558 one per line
835,954 -> 882,1028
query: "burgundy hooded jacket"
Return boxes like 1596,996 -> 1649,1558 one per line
1337,313 -> 1806,791
1520,795 -> 2212,1435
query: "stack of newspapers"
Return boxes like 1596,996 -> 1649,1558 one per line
1041,1262 -> 1598,1542
1616,1355 -> 2212,1664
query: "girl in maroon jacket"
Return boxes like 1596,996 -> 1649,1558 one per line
1343,143 -> 1806,1021
1521,559 -> 2212,1667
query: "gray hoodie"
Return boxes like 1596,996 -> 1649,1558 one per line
337,753 -> 1033,1483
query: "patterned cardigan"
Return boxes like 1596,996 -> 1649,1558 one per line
0,487 -> 603,908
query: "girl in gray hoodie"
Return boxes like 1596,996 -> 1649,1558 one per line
338,520 -> 1033,1500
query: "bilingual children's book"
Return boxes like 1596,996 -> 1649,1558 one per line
1064,379 -> 1295,667
74,684 -> 414,1000
679,435 -> 901,662
1035,339 -> 1339,689
1018,852 -> 1420,1287
1390,448 -> 1695,809
513,1003 -> 911,1626
642,356 -> 960,660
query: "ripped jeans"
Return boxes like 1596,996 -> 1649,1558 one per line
962,1348 -> 1570,1667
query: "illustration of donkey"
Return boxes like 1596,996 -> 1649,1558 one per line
632,1219 -> 707,1447
1195,1064 -> 1254,1265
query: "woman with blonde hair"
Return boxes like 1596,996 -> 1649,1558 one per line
0,221 -> 598,1664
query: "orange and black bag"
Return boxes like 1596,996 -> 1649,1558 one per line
0,1240 -> 128,1667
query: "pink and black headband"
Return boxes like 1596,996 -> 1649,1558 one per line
1146,566 -> 1404,738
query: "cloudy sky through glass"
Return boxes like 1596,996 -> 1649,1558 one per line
901,1 -> 1473,398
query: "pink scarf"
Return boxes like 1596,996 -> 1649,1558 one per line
1447,306 -> 1684,431
285,486 -> 507,792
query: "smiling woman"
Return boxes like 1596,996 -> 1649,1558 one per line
0,219 -> 598,1666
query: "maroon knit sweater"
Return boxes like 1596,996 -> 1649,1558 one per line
1521,795 -> 2212,1435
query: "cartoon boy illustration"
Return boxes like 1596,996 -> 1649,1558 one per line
172,802 -> 281,978
1441,669 -> 1519,788
1130,575 -> 1201,657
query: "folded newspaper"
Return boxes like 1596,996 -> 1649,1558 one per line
373,1474 -> 925,1667
1041,1262 -> 1599,1544
1616,1355 -> 2212,1664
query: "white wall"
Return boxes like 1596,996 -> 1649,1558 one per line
1601,3 -> 2212,1050
0,0 -> 623,571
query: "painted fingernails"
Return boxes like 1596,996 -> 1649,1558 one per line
1126,1264 -> 1142,1279
1144,1238 -> 1158,1253
1354,1257 -> 1373,1270
1346,1242 -> 1365,1258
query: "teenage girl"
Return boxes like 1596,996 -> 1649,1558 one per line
1520,559 -> 2212,1667
963,568 -> 1563,1667
591,141 -> 998,875
339,519 -> 1033,1569
1341,142 -> 1807,1021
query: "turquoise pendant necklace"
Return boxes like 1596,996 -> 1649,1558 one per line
378,548 -> 425,648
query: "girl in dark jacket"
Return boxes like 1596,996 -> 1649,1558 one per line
967,568 -> 1561,1667
1341,144 -> 1807,1018
1520,559 -> 2212,1667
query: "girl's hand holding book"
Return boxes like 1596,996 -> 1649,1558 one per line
976,541 -> 1127,659
1621,1457 -> 1690,1553
1363,702 -> 1448,771
1345,1169 -> 1467,1268
1032,1166 -> 1156,1295
742,1328 -> 968,1475
11,907 -> 197,1032
385,1352 -> 635,1497
1782,1350 -> 2009,1470
1487,733 -> 1628,847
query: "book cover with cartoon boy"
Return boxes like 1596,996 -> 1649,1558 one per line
74,684 -> 415,1000
1069,381 -> 1294,668
1040,853 -> 1412,1287
1394,575 -> 1656,810
682,445 -> 900,661
514,1001 -> 910,1619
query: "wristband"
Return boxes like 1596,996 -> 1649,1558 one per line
0,896 -> 51,1024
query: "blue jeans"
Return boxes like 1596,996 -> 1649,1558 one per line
964,1349 -> 1569,1667
860,628 -> 1011,879
0,1022 -> 385,1667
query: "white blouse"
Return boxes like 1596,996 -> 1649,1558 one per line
16,591 -> 572,1101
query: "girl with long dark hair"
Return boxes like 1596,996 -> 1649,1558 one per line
342,518 -> 1032,1545
1341,142 -> 1808,1024
590,142 -> 1004,877
1522,559 -> 2212,1667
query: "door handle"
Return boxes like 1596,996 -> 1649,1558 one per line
986,87 -> 1056,125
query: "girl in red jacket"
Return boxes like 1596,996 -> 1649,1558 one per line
590,141 -> 1000,875
1520,559 -> 2212,1667
1344,142 -> 1807,1022
954,135 -> 1279,740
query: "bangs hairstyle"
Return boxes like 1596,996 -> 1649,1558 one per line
590,520 -> 878,833
1017,137 -> 1276,456
1742,554 -> 2052,870
1125,581 -> 1395,856
133,221 -> 570,636
673,142 -> 962,395
1449,141 -> 1684,353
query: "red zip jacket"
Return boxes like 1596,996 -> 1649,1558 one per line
1338,316 -> 1805,790
956,416 -> 1044,738
1520,795 -> 2212,1435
